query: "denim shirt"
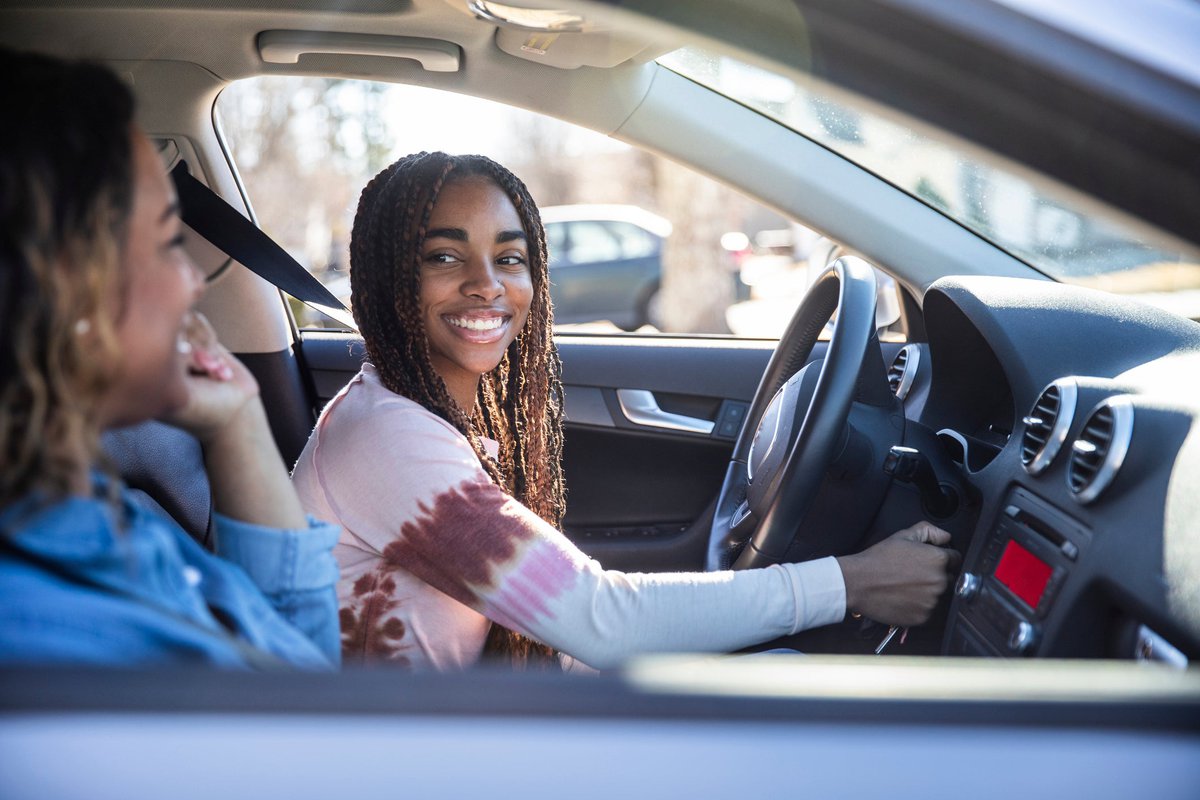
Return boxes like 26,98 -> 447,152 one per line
0,481 -> 341,669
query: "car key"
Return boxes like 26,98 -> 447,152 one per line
875,625 -> 901,654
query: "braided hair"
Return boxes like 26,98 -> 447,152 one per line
349,152 -> 565,668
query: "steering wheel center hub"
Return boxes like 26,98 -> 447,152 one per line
747,362 -> 821,509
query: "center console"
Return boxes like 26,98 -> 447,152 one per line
948,488 -> 1089,657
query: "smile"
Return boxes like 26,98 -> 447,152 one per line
446,315 -> 507,331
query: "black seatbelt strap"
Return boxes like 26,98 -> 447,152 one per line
170,161 -> 357,330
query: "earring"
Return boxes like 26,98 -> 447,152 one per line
73,319 -> 91,336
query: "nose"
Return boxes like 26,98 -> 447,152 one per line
460,256 -> 504,301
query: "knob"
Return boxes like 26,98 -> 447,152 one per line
955,572 -> 980,600
1009,621 -> 1037,654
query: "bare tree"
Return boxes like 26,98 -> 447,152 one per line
502,114 -> 577,206
654,159 -> 735,333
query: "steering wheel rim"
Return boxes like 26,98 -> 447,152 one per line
706,257 -> 880,571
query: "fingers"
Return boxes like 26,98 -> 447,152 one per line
900,520 -> 952,547
943,546 -> 963,573
181,311 -> 234,381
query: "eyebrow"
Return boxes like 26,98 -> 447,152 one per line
426,227 -> 468,242
425,228 -> 528,244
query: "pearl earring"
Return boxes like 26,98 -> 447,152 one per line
73,319 -> 91,336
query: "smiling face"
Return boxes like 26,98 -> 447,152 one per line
97,129 -> 204,428
418,176 -> 533,410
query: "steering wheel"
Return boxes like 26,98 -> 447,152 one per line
706,256 -> 882,571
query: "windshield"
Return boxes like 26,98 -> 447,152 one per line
659,48 -> 1200,319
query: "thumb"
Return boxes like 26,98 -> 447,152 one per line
902,521 -> 952,547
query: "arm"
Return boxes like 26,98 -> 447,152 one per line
166,312 -> 305,529
164,312 -> 339,664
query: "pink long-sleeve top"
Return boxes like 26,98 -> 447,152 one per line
291,364 -> 846,670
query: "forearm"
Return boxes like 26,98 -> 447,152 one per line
518,558 -> 844,669
202,398 -> 307,529
211,512 -> 342,667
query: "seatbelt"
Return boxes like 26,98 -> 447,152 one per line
170,161 -> 358,330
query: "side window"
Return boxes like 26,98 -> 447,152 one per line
610,222 -> 658,259
564,221 -> 623,264
216,77 -> 902,339
545,221 -> 567,267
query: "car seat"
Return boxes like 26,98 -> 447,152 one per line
101,421 -> 213,548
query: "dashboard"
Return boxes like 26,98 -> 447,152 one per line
903,276 -> 1200,663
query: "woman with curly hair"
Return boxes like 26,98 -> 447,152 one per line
0,48 -> 340,668
292,151 -> 957,670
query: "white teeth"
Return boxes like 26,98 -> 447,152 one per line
449,316 -> 504,331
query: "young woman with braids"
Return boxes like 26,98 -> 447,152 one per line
292,151 -> 960,671
0,48 -> 340,668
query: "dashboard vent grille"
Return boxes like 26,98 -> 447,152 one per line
887,345 -> 920,400
1021,387 -> 1059,464
1069,398 -> 1134,504
1021,379 -> 1077,476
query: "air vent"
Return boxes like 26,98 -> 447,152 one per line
1068,397 -> 1134,504
887,344 -> 921,400
1021,379 -> 1077,476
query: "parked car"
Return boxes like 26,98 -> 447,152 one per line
2,0 -> 1199,797
541,204 -> 670,330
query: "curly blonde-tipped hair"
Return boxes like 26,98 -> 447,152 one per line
350,152 -> 566,669
0,50 -> 135,509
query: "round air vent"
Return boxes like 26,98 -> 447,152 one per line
1068,397 -> 1134,504
887,344 -> 921,400
1021,378 -> 1077,475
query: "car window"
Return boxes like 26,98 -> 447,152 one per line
564,221 -> 623,264
610,222 -> 658,260
216,76 -> 902,338
545,221 -> 567,267
659,47 -> 1199,322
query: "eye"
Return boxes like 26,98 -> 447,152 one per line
423,251 -> 460,266
497,253 -> 528,270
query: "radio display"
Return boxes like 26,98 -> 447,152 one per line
994,539 -> 1053,609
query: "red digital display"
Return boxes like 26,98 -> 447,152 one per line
994,539 -> 1053,609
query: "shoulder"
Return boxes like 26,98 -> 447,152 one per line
296,366 -> 490,510
318,365 -> 468,449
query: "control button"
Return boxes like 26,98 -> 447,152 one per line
1061,540 -> 1079,560
726,403 -> 747,421
718,419 -> 740,438
1004,504 -> 1021,518
956,572 -> 981,601
1009,621 -> 1037,654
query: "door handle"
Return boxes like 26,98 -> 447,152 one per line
616,389 -> 714,435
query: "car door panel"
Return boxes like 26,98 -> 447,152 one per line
556,335 -> 777,571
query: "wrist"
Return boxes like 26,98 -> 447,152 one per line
835,553 -> 861,616
199,397 -> 266,454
